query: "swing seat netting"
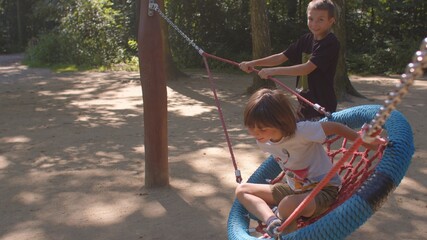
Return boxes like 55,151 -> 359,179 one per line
227,104 -> 414,240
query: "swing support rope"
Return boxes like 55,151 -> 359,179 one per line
202,55 -> 242,183
203,52 -> 330,117
149,1 -> 328,183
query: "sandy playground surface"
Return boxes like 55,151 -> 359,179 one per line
0,54 -> 426,240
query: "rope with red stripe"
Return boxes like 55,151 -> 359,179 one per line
203,52 -> 330,116
202,55 -> 242,183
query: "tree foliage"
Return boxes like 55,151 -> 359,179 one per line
28,0 -> 132,67
0,0 -> 425,73
1,0 -> 136,67
165,0 -> 251,69
345,0 -> 426,74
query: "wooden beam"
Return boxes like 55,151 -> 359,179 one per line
138,0 -> 169,187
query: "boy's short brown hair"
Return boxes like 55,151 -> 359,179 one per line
307,0 -> 336,19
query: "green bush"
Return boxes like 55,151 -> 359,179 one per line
25,32 -> 72,66
25,0 -> 128,68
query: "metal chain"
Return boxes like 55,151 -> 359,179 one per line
363,37 -> 427,142
149,3 -> 205,55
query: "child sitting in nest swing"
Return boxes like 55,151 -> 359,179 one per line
235,88 -> 386,238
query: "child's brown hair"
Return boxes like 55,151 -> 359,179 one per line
244,88 -> 298,137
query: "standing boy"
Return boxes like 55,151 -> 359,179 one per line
239,0 -> 340,120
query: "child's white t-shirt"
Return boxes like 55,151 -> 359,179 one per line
257,121 -> 342,191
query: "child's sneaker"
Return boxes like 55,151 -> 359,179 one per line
265,216 -> 282,238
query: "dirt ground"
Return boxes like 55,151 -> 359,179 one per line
0,54 -> 426,240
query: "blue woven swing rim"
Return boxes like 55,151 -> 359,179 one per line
227,104 -> 414,240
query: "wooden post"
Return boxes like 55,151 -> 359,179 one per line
138,0 -> 169,187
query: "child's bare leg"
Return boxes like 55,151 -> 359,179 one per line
282,220 -> 298,234
276,192 -> 316,233
235,183 -> 277,223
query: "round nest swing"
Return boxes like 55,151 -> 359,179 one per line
227,104 -> 414,240
144,7 -> 423,238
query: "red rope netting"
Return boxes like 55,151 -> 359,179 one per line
320,133 -> 386,216
262,131 -> 386,231
251,132 -> 386,237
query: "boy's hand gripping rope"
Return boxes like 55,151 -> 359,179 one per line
202,53 -> 331,117
275,37 -> 427,235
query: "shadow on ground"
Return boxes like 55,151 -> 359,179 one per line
0,54 -> 426,240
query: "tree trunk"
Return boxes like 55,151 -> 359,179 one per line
247,0 -> 276,94
333,0 -> 364,100
16,0 -> 23,48
138,0 -> 169,188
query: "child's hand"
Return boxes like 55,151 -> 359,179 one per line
362,136 -> 388,151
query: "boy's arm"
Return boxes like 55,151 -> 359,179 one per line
239,53 -> 288,73
320,122 -> 387,150
258,61 -> 316,79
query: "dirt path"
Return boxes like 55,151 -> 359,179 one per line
0,54 -> 426,240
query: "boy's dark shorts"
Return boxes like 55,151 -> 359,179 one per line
271,183 -> 339,218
